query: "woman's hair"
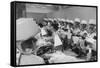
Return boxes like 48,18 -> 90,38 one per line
75,22 -> 80,28
46,29 -> 53,36
51,23 -> 59,31
21,37 -> 37,52
38,23 -> 43,28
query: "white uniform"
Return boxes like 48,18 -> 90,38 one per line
36,38 -> 49,47
16,48 -> 21,65
72,36 -> 80,44
66,30 -> 72,39
89,32 -> 96,39
41,27 -> 47,36
73,28 -> 80,35
85,37 -> 96,51
54,33 -> 62,47
20,54 -> 45,65
46,51 -> 85,63
80,30 -> 88,36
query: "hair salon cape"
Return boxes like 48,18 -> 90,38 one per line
16,18 -> 45,65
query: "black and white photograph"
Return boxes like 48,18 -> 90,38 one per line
11,1 -> 97,67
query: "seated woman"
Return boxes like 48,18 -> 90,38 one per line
35,29 -> 54,64
36,29 -> 54,56
19,37 -> 45,65
85,37 -> 97,61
